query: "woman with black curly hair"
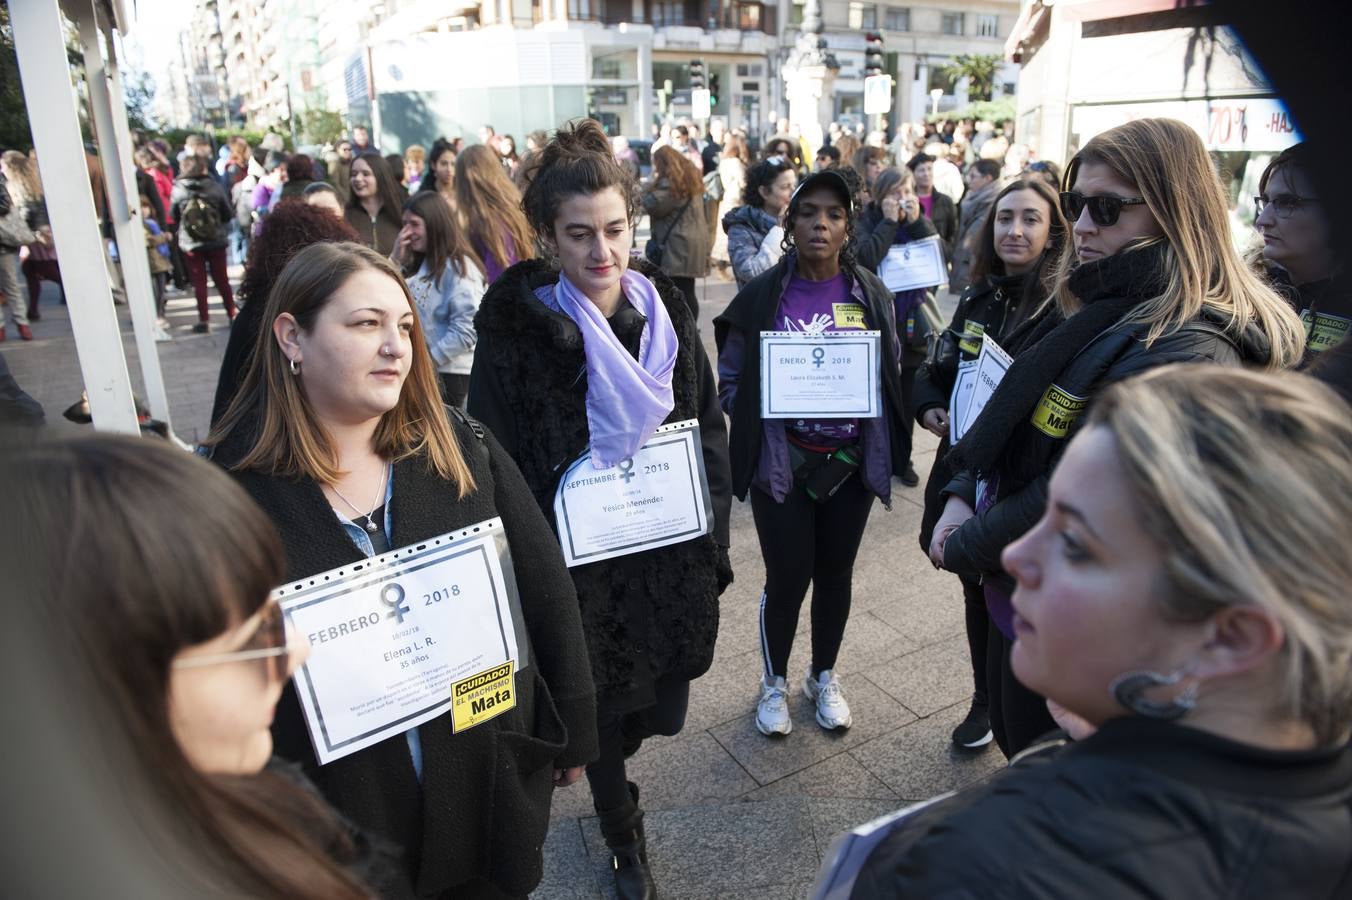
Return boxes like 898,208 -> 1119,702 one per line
713,170 -> 912,739
467,118 -> 733,900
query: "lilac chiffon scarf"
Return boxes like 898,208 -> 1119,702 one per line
546,269 -> 677,468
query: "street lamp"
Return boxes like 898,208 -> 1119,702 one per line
929,87 -> 943,117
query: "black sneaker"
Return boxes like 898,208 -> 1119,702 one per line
951,701 -> 993,752
900,462 -> 920,487
192,321 -> 210,334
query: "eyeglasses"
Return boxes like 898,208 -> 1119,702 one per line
173,601 -> 293,682
1060,191 -> 1148,227
1254,194 -> 1320,219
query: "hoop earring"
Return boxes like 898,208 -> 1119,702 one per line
1110,670 -> 1197,721
289,357 -> 300,376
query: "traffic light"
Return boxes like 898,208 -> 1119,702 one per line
690,58 -> 705,90
864,31 -> 885,78
709,73 -> 721,106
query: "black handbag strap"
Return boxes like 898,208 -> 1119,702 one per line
655,197 -> 693,249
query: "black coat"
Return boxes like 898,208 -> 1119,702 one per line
851,718 -> 1352,899
468,258 -> 732,711
920,189 -> 958,258
215,416 -> 599,898
914,272 -> 1043,549
712,252 -> 912,502
942,290 -> 1272,589
853,206 -> 941,367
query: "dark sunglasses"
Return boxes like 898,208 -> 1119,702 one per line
1060,191 -> 1148,227
173,601 -> 293,682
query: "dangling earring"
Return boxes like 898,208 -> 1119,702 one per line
289,357 -> 300,375
1110,670 -> 1198,721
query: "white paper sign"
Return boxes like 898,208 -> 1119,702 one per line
760,330 -> 882,419
955,335 -> 1012,440
553,420 -> 712,568
948,359 -> 978,443
878,234 -> 947,292
275,519 -> 523,765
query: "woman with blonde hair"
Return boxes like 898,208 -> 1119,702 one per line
642,145 -> 710,319
930,117 -> 1306,757
1,150 -> 59,335
205,240 -> 598,899
843,364 -> 1352,897
402,144 -> 426,192
455,144 -> 535,282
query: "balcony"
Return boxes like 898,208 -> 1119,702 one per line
564,0 -> 773,33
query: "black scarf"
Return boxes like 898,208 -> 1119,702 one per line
947,242 -> 1170,479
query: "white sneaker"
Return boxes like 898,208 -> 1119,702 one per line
153,324 -> 173,342
756,675 -> 793,736
804,668 -> 853,730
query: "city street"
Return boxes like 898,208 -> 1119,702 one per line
5,272 -> 1001,899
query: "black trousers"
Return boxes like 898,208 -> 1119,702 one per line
986,615 -> 1056,758
670,275 -> 698,322
899,364 -> 918,465
961,576 -> 989,708
585,677 -> 691,812
751,476 -> 874,680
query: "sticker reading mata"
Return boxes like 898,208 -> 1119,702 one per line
452,661 -> 516,732
1030,384 -> 1089,439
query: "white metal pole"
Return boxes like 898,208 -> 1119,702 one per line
80,5 -> 176,429
10,0 -> 139,433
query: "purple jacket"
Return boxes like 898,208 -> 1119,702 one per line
715,255 -> 902,504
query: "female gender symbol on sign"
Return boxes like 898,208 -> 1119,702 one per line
382,582 -> 410,623
812,347 -> 826,368
617,458 -> 636,483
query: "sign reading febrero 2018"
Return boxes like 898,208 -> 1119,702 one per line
274,518 -> 526,764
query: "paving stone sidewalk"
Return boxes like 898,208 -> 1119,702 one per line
5,268 -> 1000,899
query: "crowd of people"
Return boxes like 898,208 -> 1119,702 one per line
2,109 -> 1351,900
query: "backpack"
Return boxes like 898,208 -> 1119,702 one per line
181,194 -> 221,243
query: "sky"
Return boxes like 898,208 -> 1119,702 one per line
120,0 -> 190,79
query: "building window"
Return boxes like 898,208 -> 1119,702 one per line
569,0 -> 596,20
941,11 -> 964,35
789,0 -> 804,27
848,2 -> 876,29
976,13 -> 998,37
884,6 -> 909,30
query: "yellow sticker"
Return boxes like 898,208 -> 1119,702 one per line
1030,384 -> 1089,439
958,321 -> 986,357
1302,309 -> 1351,354
451,661 -> 516,732
831,303 -> 868,329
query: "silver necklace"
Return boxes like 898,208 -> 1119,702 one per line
329,464 -> 387,534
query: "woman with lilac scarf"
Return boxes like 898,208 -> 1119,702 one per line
854,165 -> 944,487
468,119 -> 732,900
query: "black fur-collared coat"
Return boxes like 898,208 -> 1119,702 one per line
214,414 -> 598,899
468,258 -> 732,712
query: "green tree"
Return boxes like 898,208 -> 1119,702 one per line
940,53 -> 1004,103
298,108 -> 345,145
0,1 -> 34,152
123,68 -> 158,133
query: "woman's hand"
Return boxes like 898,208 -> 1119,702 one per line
922,407 -> 950,439
390,226 -> 414,265
928,495 -> 975,568
881,195 -> 901,223
553,765 -> 585,788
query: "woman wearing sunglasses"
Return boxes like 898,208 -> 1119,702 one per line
205,241 -> 598,899
929,117 -> 1305,757
1254,142 -> 1350,361
4,434 -> 383,898
912,176 -> 1069,753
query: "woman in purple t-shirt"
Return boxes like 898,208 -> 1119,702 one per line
714,170 -> 913,739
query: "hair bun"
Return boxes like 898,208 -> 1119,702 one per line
548,118 -> 613,160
